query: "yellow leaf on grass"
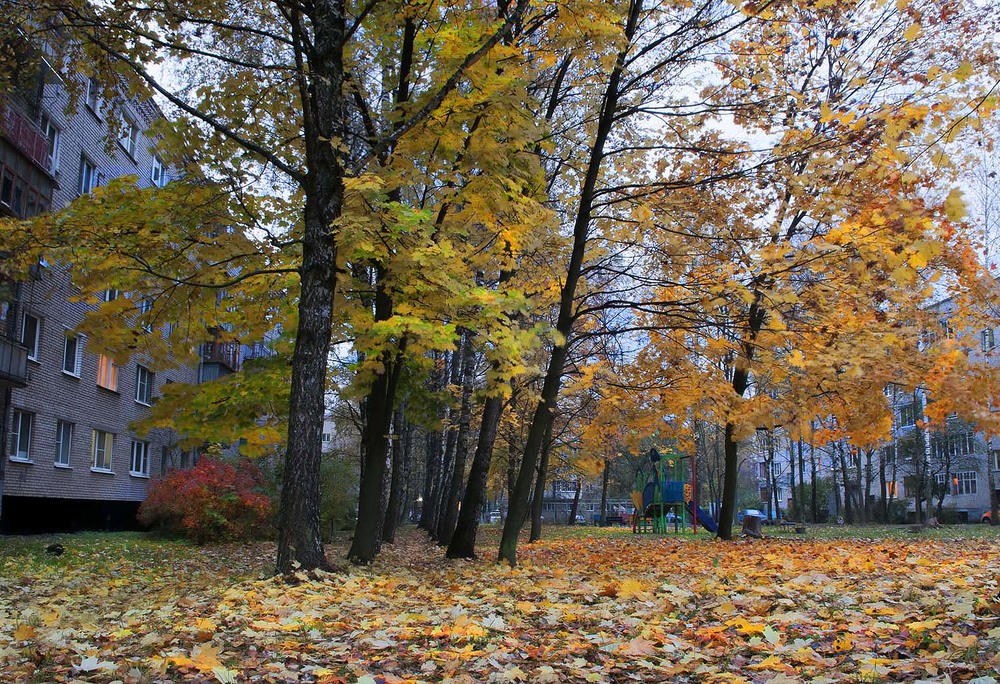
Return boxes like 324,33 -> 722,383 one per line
949,633 -> 977,649
171,643 -> 224,673
748,655 -> 787,671
12,624 -> 36,641
618,579 -> 648,598
907,619 -> 941,632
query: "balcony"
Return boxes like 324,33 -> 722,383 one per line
1,108 -> 49,172
0,336 -> 28,387
201,340 -> 240,371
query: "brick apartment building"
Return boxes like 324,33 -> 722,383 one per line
0,39 -> 203,532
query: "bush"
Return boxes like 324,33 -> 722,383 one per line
138,457 -> 272,544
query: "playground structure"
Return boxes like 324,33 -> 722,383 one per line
631,449 -> 718,534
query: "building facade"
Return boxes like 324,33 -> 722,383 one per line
0,42 -> 200,531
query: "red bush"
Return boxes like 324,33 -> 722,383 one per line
138,457 -> 272,543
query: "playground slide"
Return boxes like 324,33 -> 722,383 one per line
685,501 -> 718,534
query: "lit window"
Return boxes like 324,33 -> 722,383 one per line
97,354 -> 118,391
21,312 -> 40,361
130,440 -> 149,476
135,365 -> 153,405
63,333 -> 84,376
91,430 -> 113,471
55,420 -> 73,466
9,409 -> 34,461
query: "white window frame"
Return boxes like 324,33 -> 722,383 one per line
96,354 -> 118,391
39,112 -> 61,175
55,420 -> 73,467
130,439 -> 150,476
21,311 -> 40,361
119,118 -> 137,157
79,156 -> 98,195
137,298 -> 154,333
984,328 -> 996,352
899,404 -> 916,428
103,288 -> 119,302
993,448 -> 1000,471
135,365 -> 153,405
84,77 -> 101,117
9,409 -> 34,461
62,332 -> 84,376
151,156 -> 166,187
91,430 -> 113,472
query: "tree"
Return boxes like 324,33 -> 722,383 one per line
0,0 -> 539,572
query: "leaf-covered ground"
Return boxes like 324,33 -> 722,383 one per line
2,526 -> 1000,683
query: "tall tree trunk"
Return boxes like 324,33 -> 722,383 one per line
810,426 -> 818,523
447,390 -> 506,558
434,346 -> 465,540
529,419 -> 555,542
274,2 -> 348,574
797,438 -> 806,522
440,331 -> 477,546
838,442 -> 853,524
720,301 -> 764,539
382,406 -> 406,544
498,0 -> 644,566
567,478 -> 582,525
880,446 -> 889,522
599,458 -> 610,525
788,439 -> 796,521
348,313 -> 406,564
420,354 -> 446,532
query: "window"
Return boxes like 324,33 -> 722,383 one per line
91,430 -> 113,471
62,333 -> 83,376
39,112 -> 61,174
97,354 -> 118,391
930,429 -> 976,459
151,156 -> 166,187
119,118 -> 137,157
9,410 -> 33,461
137,298 -> 154,333
135,365 -> 153,405
993,449 -> 1000,471
21,312 -> 40,361
84,77 -> 101,116
103,288 -> 119,302
79,156 -> 98,195
899,404 -> 916,428
984,328 -> 996,352
0,168 -> 25,216
130,440 -> 149,476
55,421 -> 73,466
322,432 -> 332,442
884,481 -> 897,497
936,471 -> 978,496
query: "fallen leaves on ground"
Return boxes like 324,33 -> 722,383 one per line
2,528 -> 1000,682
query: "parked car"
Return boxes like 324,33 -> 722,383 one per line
575,514 -> 587,524
488,511 -> 502,523
982,509 -> 995,524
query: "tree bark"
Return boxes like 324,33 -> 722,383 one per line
382,405 -> 406,544
568,478 -> 582,525
599,458 -> 610,525
498,0 -> 644,567
439,330 -> 477,546
447,389 -> 506,558
529,418 -> 555,542
276,3 -> 347,572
